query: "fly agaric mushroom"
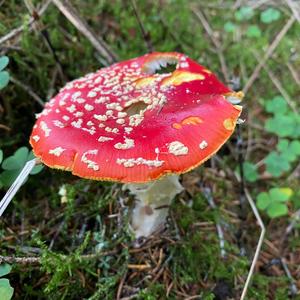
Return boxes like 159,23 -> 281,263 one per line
29,52 -> 242,238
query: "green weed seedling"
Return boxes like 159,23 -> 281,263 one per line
257,187 -> 293,218
0,264 -> 14,300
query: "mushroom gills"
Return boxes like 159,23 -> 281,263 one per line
143,56 -> 178,75
124,175 -> 183,238
124,101 -> 148,116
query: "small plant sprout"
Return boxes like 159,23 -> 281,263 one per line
1,52 -> 242,238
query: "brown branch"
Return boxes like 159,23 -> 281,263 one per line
130,0 -> 154,53
51,0 -> 118,65
0,0 -> 52,46
0,124 -> 11,131
286,62 -> 300,85
0,250 -> 118,266
191,7 -> 229,82
286,0 -> 300,24
10,76 -> 44,107
24,0 -> 67,83
243,15 -> 295,94
116,271 -> 127,300
252,51 -> 298,115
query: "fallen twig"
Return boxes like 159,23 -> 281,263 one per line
284,209 -> 300,237
281,257 -> 298,296
202,186 -> 226,258
252,50 -> 298,115
130,0 -> 154,53
0,249 -> 118,265
22,0 -> 67,84
241,188 -> 266,300
243,15 -> 295,94
51,0 -> 117,65
287,62 -> 300,85
10,76 -> 44,107
116,271 -> 128,300
191,7 -> 229,82
286,0 -> 300,24
0,0 -> 52,46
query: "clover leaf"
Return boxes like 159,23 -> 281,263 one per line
264,151 -> 290,177
277,139 -> 300,162
265,96 -> 287,115
0,264 -> 11,277
260,8 -> 281,24
264,95 -> 300,139
265,114 -> 295,137
246,25 -> 261,38
243,161 -> 259,182
0,56 -> 9,90
235,6 -> 254,21
0,57 -> 9,72
0,264 -> 14,300
224,22 -> 236,33
257,188 -> 292,218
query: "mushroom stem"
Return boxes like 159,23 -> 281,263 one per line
123,175 -> 183,238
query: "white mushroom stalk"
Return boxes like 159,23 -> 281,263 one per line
123,175 -> 183,238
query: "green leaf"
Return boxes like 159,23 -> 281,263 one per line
243,161 -> 258,182
267,202 -> 288,218
2,147 -> 28,170
0,170 -> 21,187
1,156 -> 22,170
290,140 -> 300,155
269,187 -> 293,202
27,151 -> 44,175
277,139 -> 300,162
224,22 -> 236,33
0,71 -> 10,90
14,147 -> 29,164
265,96 -> 287,115
260,8 -> 281,24
0,278 -> 14,300
265,115 -> 295,137
292,190 -> 300,209
246,25 -> 261,38
30,164 -> 44,175
235,6 -> 254,21
257,192 -> 271,210
1,157 -> 21,170
257,187 -> 292,218
265,152 -> 290,177
0,264 -> 12,277
0,150 -> 3,164
277,139 -> 289,152
0,56 -> 9,71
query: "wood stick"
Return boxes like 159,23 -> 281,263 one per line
243,16 -> 295,94
51,0 -> 118,64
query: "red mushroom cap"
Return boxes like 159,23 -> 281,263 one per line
30,52 -> 242,183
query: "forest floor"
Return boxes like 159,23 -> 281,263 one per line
0,1 -> 300,299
